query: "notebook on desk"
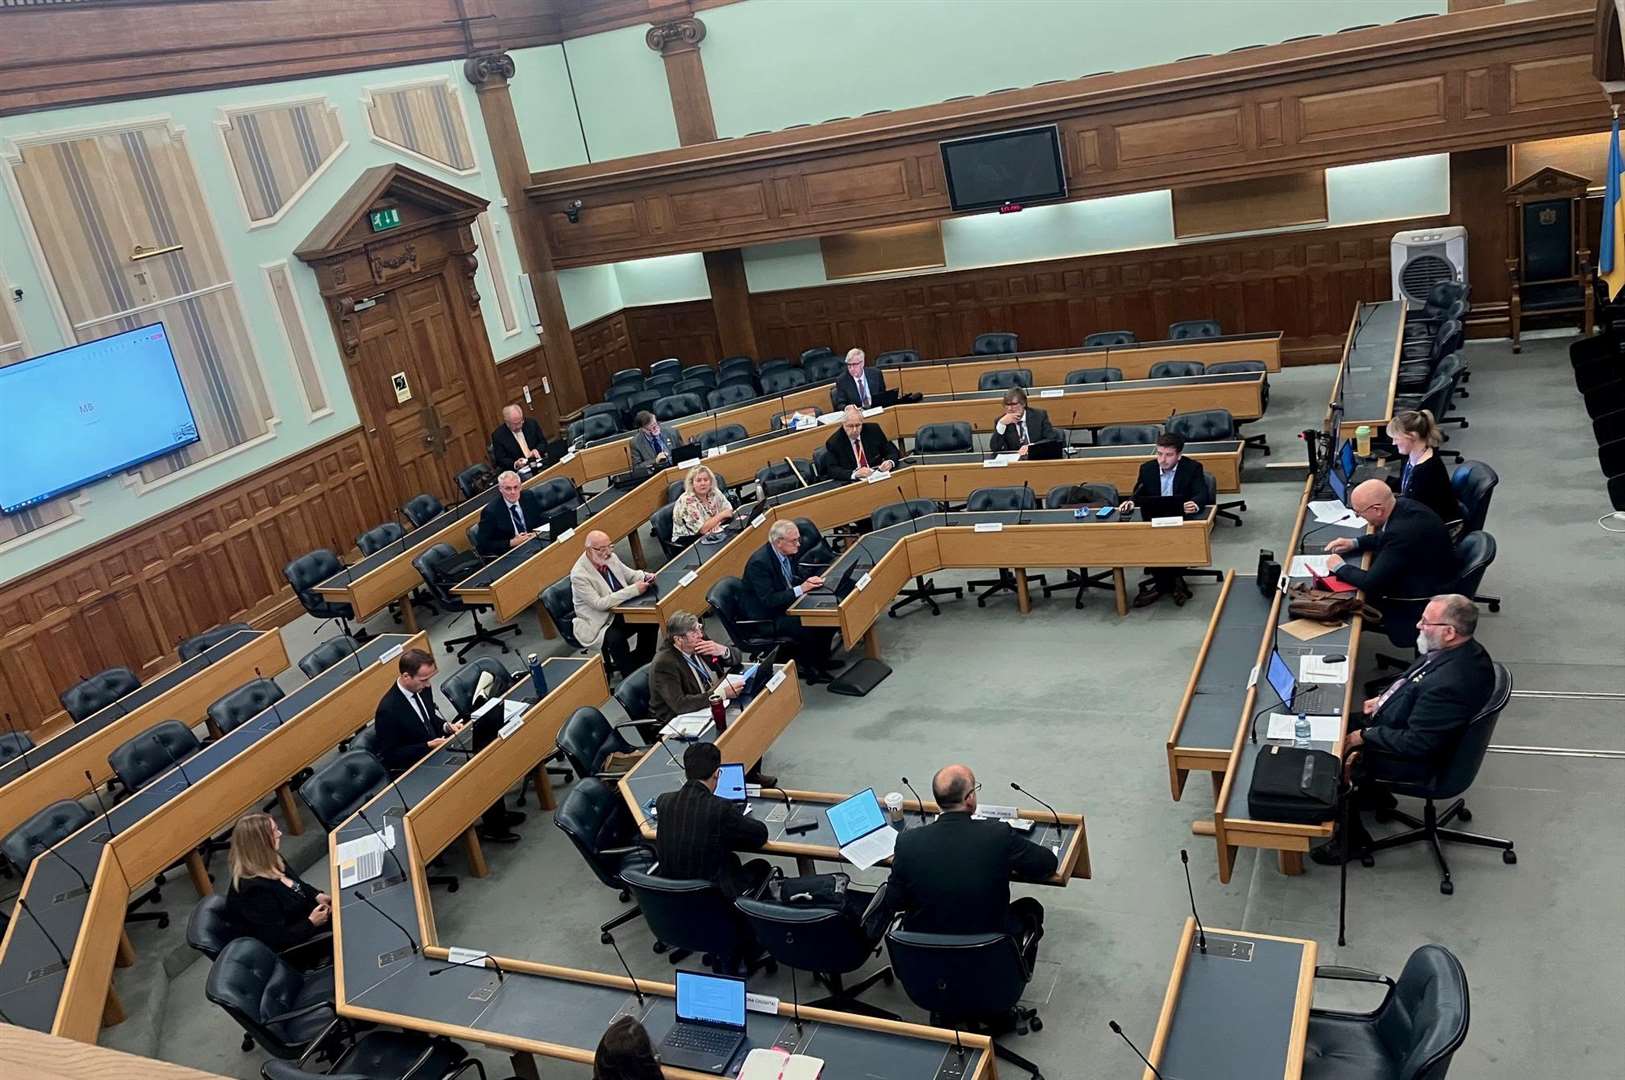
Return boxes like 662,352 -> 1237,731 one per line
827,788 -> 897,870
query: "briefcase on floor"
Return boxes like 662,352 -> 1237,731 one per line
1247,745 -> 1340,824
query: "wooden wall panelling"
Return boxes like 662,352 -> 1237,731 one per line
0,429 -> 388,732
623,299 -> 724,365
1449,144 -> 1515,334
570,312 -> 638,404
527,2 -> 1606,267
1173,170 -> 1328,238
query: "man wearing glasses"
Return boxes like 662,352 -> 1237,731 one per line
570,530 -> 656,681
1322,479 -> 1457,649
831,347 -> 888,410
649,611 -> 776,786
885,764 -> 1059,968
1313,594 -> 1493,865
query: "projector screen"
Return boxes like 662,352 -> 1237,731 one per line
940,125 -> 1068,213
0,323 -> 200,513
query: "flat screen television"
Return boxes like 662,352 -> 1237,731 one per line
940,125 -> 1068,213
0,323 -> 200,513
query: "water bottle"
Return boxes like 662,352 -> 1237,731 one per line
1354,424 -> 1372,458
1293,713 -> 1312,749
526,653 -> 547,698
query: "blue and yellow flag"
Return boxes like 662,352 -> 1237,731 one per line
1601,114 -> 1625,303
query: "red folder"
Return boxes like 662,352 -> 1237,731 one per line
1311,571 -> 1357,594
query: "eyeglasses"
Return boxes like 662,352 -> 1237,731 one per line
1417,620 -> 1455,630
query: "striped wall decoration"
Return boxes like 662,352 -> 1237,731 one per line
365,80 -> 476,174
475,211 -> 519,336
219,98 -> 345,225
0,279 -> 22,366
263,261 -> 330,418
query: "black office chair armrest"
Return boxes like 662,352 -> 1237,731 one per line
443,1059 -> 489,1080
264,999 -> 338,1028
610,719 -> 656,739
599,843 -> 653,859
1314,964 -> 1394,987
278,932 -> 334,961
288,1016 -> 354,1071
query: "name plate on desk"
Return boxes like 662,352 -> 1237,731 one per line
706,445 -> 728,458
559,450 -> 577,463
862,406 -> 885,418
1151,516 -> 1182,527
445,946 -> 488,967
555,527 -> 575,544
855,572 -> 872,591
863,470 -> 892,484
745,992 -> 782,1015
1038,388 -> 1064,398
973,804 -> 1018,820
766,669 -> 787,692
982,457 -> 1011,468
678,570 -> 699,587
378,643 -> 405,665
497,714 -> 525,740
752,514 -> 767,529
974,521 -> 1004,533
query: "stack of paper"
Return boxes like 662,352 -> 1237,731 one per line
1288,554 -> 1332,579
1300,654 -> 1350,684
1308,500 -> 1366,527
336,825 -> 396,887
660,711 -> 712,739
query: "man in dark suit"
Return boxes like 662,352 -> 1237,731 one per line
1313,594 -> 1494,865
823,405 -> 901,480
373,649 -> 520,842
1119,433 -> 1211,607
742,521 -> 834,682
476,470 -> 548,557
629,410 -> 687,470
988,388 -> 1058,456
831,347 -> 888,410
887,764 -> 1059,968
1324,480 -> 1459,648
649,610 -> 745,724
491,404 -> 547,472
653,741 -> 770,898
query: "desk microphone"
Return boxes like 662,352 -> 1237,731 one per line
1015,480 -> 1031,527
154,732 -> 194,788
788,963 -> 804,1035
84,769 -> 136,889
352,889 -> 419,957
430,950 -> 507,983
658,738 -> 684,769
599,928 -> 645,1006
767,786 -> 816,836
1180,848 -> 1208,953
16,896 -> 71,977
354,805 -> 410,889
31,837 -> 90,902
899,777 -> 930,825
1009,781 -> 1062,854
1108,1019 -> 1167,1080
3,712 -> 36,773
382,768 -> 415,818
897,484 -> 924,536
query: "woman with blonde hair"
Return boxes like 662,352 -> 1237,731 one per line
1385,409 -> 1459,524
224,812 -> 330,953
671,464 -> 733,541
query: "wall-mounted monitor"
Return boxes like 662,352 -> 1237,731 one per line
940,125 -> 1068,213
0,323 -> 200,513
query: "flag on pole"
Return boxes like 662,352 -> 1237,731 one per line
1600,111 -> 1625,303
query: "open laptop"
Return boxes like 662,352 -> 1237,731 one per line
715,762 -> 747,804
672,442 -> 703,467
827,788 -> 897,870
1327,457 -> 1350,505
873,387 -> 901,408
1137,494 -> 1185,520
1337,438 -> 1357,481
1266,647 -> 1337,715
1026,438 -> 1065,461
543,505 -> 577,540
657,971 -> 748,1074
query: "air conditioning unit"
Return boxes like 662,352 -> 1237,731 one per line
1391,226 -> 1467,306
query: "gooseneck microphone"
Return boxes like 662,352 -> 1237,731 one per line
1015,480 -> 1031,527
1180,848 -> 1209,953
153,732 -> 194,787
768,785 -> 816,836
354,805 -> 410,888
599,928 -> 646,1006
31,838 -> 90,901
85,769 -> 136,887
3,713 -> 35,773
352,890 -> 419,955
17,897 -> 71,975
430,950 -> 507,983
899,777 -> 930,825
1108,1019 -> 1167,1080
1009,781 -> 1062,833
788,963 -> 804,1034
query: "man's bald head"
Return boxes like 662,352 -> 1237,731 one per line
1350,479 -> 1396,526
932,764 -> 977,811
502,404 -> 523,428
583,530 -> 613,566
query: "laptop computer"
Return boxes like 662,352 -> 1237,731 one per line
543,505 -> 577,540
1026,438 -> 1065,461
1137,494 -> 1185,520
1337,438 -> 1357,481
1266,647 -> 1337,715
672,442 -> 702,467
657,971 -> 749,1074
1327,458 -> 1349,505
715,762 -> 747,804
873,387 -> 901,408
827,788 -> 897,870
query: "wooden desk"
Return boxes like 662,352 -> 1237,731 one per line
0,1024 -> 235,1079
1335,300 -> 1405,439
899,372 -> 1265,429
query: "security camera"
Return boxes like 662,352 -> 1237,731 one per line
565,199 -> 583,224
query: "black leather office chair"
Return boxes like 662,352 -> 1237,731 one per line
455,464 -> 495,499
412,544 -> 522,661
610,367 -> 645,391
205,936 -> 337,1057
567,412 -> 619,445
800,346 -> 835,365
179,623 -> 253,660
964,486 -> 1046,606
297,636 -> 362,679
1149,360 -> 1206,378
1303,945 -> 1469,1079
555,778 -> 655,933
556,706 -> 646,780
698,423 -> 747,452
4,800 -> 169,928
886,929 -> 1043,1079
612,664 -> 664,744
1039,484 -> 1120,608
357,522 -> 435,626
804,355 -> 844,382
1359,662 -> 1514,895
60,667 -> 142,722
284,550 -> 364,639
0,731 -> 34,770
736,896 -> 896,1018
650,503 -> 687,560
758,357 -> 793,376
531,476 -> 581,516
1168,318 -> 1222,339
621,387 -> 663,422
1405,281 -> 1470,339
1167,410 -> 1246,525
1096,424 -> 1161,447
706,577 -> 794,660
680,365 -> 718,389
207,678 -> 286,738
653,393 -> 704,422
1204,361 -> 1272,453
1452,530 -> 1499,613
810,446 -> 840,482
583,400 -> 624,423
708,384 -> 756,410
108,719 -> 203,796
261,1032 -> 484,1080
541,577 -> 586,651
913,421 -> 974,457
401,493 -> 445,528
719,370 -> 759,395
978,368 -> 1032,391
1083,330 -> 1135,346
872,499 -> 962,617
875,349 -> 920,367
297,750 -> 385,829
620,868 -> 774,975
645,373 -> 680,398
756,459 -> 813,497
185,894 -> 242,961
719,356 -> 757,379
761,368 -> 808,396
673,377 -> 711,398
972,331 -> 1018,355
439,657 -> 515,720
1065,366 -> 1123,385
1450,461 -> 1498,535
348,724 -> 381,761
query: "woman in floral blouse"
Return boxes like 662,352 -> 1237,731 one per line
671,464 -> 734,541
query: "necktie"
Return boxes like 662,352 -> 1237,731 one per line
509,503 -> 524,535
650,430 -> 665,454
407,689 -> 433,736
778,552 -> 794,587
853,438 -> 867,469
1017,419 -> 1028,445
686,653 -> 712,693
601,564 -> 620,590
1374,655 -> 1434,712
1401,460 -> 1414,492
858,374 -> 871,407
513,427 -> 531,458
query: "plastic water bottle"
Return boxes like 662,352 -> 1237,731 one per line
1294,713 -> 1312,749
527,653 -> 547,698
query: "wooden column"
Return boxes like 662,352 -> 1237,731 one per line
648,19 -> 760,361
465,52 -> 585,419
1448,145 -> 1512,337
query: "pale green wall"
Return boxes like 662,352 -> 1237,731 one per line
509,44 -> 591,171
0,59 -> 538,583
553,25 -> 680,162
559,264 -> 625,327
615,254 -> 711,307
701,0 -> 1446,138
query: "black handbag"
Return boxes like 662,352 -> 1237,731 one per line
434,550 -> 485,585
764,871 -> 849,910
1247,744 -> 1340,824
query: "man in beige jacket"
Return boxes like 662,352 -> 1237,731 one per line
570,530 -> 656,679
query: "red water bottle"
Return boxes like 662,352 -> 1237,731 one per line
709,693 -> 727,733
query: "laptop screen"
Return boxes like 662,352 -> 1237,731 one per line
1266,648 -> 1296,707
1337,439 -> 1356,480
827,788 -> 886,846
675,971 -> 746,1028
715,763 -> 746,802
1328,460 -> 1348,504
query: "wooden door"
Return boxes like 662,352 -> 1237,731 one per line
352,291 -> 446,502
397,275 -> 489,482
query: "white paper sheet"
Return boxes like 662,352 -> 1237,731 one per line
1266,713 -> 1342,742
1300,654 -> 1350,684
1288,555 -> 1332,578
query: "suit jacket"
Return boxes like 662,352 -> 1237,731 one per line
989,406 -> 1058,452
1393,454 -> 1460,526
373,681 -> 448,774
226,867 -> 321,952
654,779 -> 768,897
887,811 -> 1059,938
823,423 -> 901,478
490,417 -> 546,471
569,550 -> 650,651
1130,457 -> 1210,509
1361,639 -> 1493,773
629,424 -> 685,469
648,640 -> 744,723
742,542 -> 812,621
1332,497 -> 1458,604
476,488 -> 548,557
831,367 -> 887,410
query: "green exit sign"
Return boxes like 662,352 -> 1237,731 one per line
368,207 -> 401,232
